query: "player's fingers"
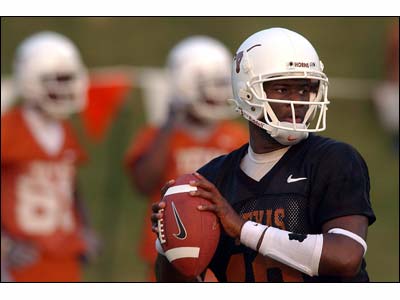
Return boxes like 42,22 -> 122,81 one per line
189,187 -> 216,201
150,211 -> 163,223
152,224 -> 159,234
160,179 -> 175,196
197,203 -> 217,212
193,172 -> 206,180
151,201 -> 166,213
190,173 -> 215,191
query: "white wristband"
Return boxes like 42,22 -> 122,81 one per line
240,221 -> 269,250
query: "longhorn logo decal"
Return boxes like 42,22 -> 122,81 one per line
233,44 -> 261,73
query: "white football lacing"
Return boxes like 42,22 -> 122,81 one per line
157,208 -> 166,244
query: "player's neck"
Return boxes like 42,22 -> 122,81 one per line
249,122 -> 288,154
184,112 -> 216,129
179,113 -> 217,140
23,104 -> 59,125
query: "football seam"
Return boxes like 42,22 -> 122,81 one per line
157,208 -> 166,244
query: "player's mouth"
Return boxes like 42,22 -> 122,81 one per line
281,117 -> 303,123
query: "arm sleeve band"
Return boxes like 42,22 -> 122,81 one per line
240,221 -> 323,277
239,221 -> 269,250
328,227 -> 367,257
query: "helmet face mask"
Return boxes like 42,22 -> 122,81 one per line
14,31 -> 88,119
167,36 -> 237,123
37,71 -> 87,118
231,28 -> 330,145
249,75 -> 329,132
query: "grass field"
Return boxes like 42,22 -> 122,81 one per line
1,17 -> 398,282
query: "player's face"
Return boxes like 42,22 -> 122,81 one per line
263,79 -> 317,123
42,73 -> 76,101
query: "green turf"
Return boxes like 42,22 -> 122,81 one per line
1,17 -> 398,282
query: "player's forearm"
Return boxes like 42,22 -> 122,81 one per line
129,127 -> 174,194
74,186 -> 91,227
240,221 -> 366,278
130,158 -> 167,194
318,233 -> 363,277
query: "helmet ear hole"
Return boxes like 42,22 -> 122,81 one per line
239,89 -> 253,102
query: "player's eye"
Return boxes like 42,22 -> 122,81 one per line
299,87 -> 311,95
275,87 -> 288,94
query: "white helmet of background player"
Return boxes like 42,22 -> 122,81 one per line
167,35 -> 236,122
13,31 -> 88,119
230,27 -> 330,145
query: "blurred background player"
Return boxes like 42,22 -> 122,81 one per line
124,36 -> 248,281
1,31 -> 99,282
372,19 -> 399,153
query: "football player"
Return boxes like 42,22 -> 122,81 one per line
124,36 -> 248,281
372,20 -> 399,153
151,28 -> 376,282
1,31 -> 99,282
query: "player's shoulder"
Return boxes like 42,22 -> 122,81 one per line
1,107 -> 24,144
306,134 -> 358,154
306,134 -> 367,166
62,119 -> 79,137
58,119 -> 88,163
1,107 -> 33,162
134,125 -> 160,140
218,120 -> 247,131
1,106 -> 22,126
197,143 -> 248,181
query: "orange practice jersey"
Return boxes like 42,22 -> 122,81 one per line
125,120 -> 248,265
1,108 -> 87,282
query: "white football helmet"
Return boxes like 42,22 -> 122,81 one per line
230,28 -> 329,145
167,35 -> 236,122
13,31 -> 88,119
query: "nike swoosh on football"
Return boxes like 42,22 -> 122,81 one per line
171,201 -> 187,240
287,174 -> 308,183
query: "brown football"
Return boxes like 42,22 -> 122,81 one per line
157,173 -> 220,278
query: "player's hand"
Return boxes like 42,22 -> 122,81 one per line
151,179 -> 175,235
80,227 -> 102,264
189,172 -> 245,239
2,235 -> 39,268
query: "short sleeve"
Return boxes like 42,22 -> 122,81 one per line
311,142 -> 376,228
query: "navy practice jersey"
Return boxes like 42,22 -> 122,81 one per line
197,134 -> 376,282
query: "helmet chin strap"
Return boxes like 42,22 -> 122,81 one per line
269,122 -> 309,146
230,100 -> 309,146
